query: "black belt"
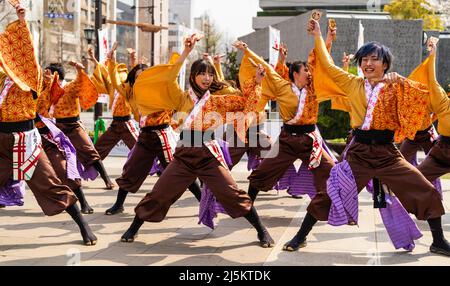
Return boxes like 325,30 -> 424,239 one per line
34,115 -> 42,124
37,126 -> 51,135
56,116 -> 80,124
439,135 -> 450,144
353,129 -> 394,145
282,124 -> 315,135
415,125 -> 432,136
179,129 -> 215,146
141,124 -> 169,133
113,115 -> 131,122
0,119 -> 35,133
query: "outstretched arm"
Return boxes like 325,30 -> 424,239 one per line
87,47 -> 99,67
309,19 -> 361,98
275,43 -> 289,80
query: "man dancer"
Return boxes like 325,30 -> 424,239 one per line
0,3 -> 97,245
283,19 -> 449,256
46,61 -> 114,189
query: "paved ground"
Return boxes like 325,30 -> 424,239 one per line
1,154 -> 450,266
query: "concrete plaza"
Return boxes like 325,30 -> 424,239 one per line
0,155 -> 449,266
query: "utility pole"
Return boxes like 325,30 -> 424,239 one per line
94,0 -> 102,121
150,0 -> 155,66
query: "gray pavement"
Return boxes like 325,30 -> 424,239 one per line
1,155 -> 449,266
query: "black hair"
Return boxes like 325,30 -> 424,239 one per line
45,63 -> 65,80
288,61 -> 308,82
353,41 -> 393,74
125,64 -> 149,87
189,59 -> 229,96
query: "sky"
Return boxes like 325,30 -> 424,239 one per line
192,0 -> 261,40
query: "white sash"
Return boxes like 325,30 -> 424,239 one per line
125,120 -> 139,141
12,129 -> 42,181
429,122 -> 439,142
154,126 -> 177,163
287,83 -> 308,125
111,90 -> 120,112
306,129 -> 324,170
204,140 -> 230,171
182,88 -> 211,130
0,77 -> 14,110
361,80 -> 385,130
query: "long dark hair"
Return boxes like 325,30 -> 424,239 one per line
125,64 -> 149,87
189,59 -> 229,96
288,61 -> 307,82
353,41 -> 393,74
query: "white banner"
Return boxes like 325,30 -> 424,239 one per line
98,28 -> 109,64
97,94 -> 109,104
357,21 -> 365,77
269,26 -> 281,68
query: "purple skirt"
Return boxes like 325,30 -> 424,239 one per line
274,138 -> 338,199
0,180 -> 25,207
198,139 -> 233,229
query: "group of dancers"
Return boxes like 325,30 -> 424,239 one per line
1,3 -> 449,258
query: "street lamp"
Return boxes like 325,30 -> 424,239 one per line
84,27 -> 95,45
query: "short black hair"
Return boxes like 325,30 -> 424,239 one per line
45,63 -> 65,80
353,41 -> 393,74
288,61 -> 307,82
125,64 -> 149,87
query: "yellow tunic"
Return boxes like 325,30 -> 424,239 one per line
214,62 -> 225,82
241,45 -> 342,125
107,59 -> 171,127
133,60 -> 262,142
94,61 -> 132,118
314,35 -> 429,142
423,54 -> 450,136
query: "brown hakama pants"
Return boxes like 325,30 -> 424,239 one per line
94,118 -> 137,160
225,125 -> 272,168
115,129 -> 169,194
399,127 -> 435,163
56,119 -> 101,168
308,136 -> 445,221
134,144 -> 252,222
0,131 -> 77,216
248,128 -> 335,205
418,136 -> 450,185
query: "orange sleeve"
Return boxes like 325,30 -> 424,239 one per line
275,62 -> 289,81
64,70 -> 99,110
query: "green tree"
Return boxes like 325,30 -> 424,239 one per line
198,13 -> 222,54
223,46 -> 240,81
317,101 -> 351,140
384,0 -> 444,30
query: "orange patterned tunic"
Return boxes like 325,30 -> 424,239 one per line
0,19 -> 42,123
52,70 -> 98,119
314,35 -> 429,142
0,81 -> 37,122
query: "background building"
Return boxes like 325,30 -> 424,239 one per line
253,0 -> 392,30
0,0 -> 169,79
242,0 -> 450,87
